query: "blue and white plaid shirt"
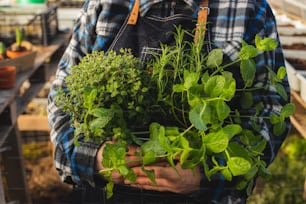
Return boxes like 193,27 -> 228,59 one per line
48,0 -> 290,200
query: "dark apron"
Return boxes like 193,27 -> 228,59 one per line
72,3 -> 246,204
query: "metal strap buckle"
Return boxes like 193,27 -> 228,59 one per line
199,6 -> 210,15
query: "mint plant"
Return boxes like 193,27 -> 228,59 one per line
56,26 -> 295,198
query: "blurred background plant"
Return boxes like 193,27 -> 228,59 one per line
247,132 -> 306,204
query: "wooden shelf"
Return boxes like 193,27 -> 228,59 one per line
290,90 -> 306,139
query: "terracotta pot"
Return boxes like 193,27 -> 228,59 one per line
6,49 -> 30,59
0,66 -> 16,89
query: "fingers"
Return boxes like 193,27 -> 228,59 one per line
126,145 -> 141,156
123,164 -> 201,194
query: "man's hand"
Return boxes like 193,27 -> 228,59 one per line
125,162 -> 201,194
95,143 -> 142,184
96,143 -> 201,194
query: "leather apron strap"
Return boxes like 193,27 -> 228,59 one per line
127,0 -> 210,41
195,0 -> 209,42
127,0 -> 140,25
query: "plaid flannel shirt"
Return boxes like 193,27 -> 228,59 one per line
47,0 -> 290,198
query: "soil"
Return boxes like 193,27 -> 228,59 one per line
23,142 -> 73,204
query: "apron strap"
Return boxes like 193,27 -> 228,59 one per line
127,0 -> 140,25
195,0 -> 209,42
127,0 -> 210,42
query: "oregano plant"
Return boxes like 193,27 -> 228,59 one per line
56,26 -> 295,199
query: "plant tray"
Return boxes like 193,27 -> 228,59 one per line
0,51 -> 37,73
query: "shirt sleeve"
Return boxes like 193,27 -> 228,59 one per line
47,0 -> 130,186
243,2 -> 291,165
220,1 -> 290,165
209,0 -> 290,165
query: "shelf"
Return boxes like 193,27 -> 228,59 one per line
290,90 -> 306,139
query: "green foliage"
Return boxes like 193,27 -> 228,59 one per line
15,27 -> 23,47
0,42 -> 4,55
247,134 -> 306,204
56,26 -> 295,198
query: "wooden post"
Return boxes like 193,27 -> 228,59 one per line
0,168 -> 6,204
1,125 -> 31,204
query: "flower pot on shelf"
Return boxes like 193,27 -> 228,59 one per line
0,51 -> 37,73
5,41 -> 34,59
0,66 -> 16,89
6,49 -> 30,59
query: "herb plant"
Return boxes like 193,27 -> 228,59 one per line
56,26 -> 295,198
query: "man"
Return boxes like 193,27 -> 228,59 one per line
48,0 -> 291,203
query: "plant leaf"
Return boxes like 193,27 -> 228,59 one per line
240,59 -> 256,87
255,35 -> 278,51
280,103 -> 296,118
205,75 -> 225,97
274,83 -> 288,101
228,157 -> 251,176
240,92 -> 253,109
239,45 -> 258,60
206,48 -> 223,68
203,131 -> 229,153
189,103 -> 211,131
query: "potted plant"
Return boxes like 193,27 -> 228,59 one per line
0,42 -> 5,60
56,26 -> 296,198
6,27 -> 33,59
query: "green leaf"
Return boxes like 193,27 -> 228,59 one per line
184,70 -> 199,90
240,59 -> 256,87
221,167 -> 232,181
106,182 -> 114,199
189,103 -> 211,131
203,131 -> 229,153
205,75 -> 225,97
206,48 -> 223,68
244,165 -> 258,180
236,179 -> 248,190
281,103 -> 296,118
273,121 -> 287,136
255,35 -> 278,51
220,71 -> 236,100
228,157 -> 251,176
141,166 -> 156,184
118,165 -> 129,176
89,107 -> 114,118
275,83 -> 288,101
277,66 -> 287,80
270,114 -> 280,124
216,100 -> 231,121
239,45 -> 258,60
173,84 -> 185,92
222,124 -> 242,140
143,151 -> 157,165
240,92 -> 253,109
251,139 -> 267,154
89,117 -> 110,130
83,87 -> 98,109
228,142 -> 250,159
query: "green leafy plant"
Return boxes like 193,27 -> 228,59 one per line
56,26 -> 295,198
247,134 -> 306,204
0,42 -> 5,59
9,27 -> 27,52
16,27 -> 23,48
